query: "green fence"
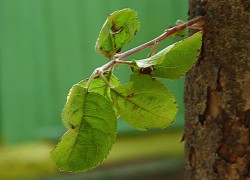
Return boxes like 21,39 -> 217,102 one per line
0,0 -> 188,144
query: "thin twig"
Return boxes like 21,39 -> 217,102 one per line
99,73 -> 113,88
116,16 -> 204,60
114,60 -> 132,65
87,16 -> 204,87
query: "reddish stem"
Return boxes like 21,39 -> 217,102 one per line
87,16 -> 204,87
116,16 -> 204,60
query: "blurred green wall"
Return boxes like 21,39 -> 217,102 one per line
0,0 -> 188,144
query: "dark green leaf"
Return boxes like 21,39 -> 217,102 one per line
96,8 -> 140,59
111,74 -> 177,131
51,85 -> 117,172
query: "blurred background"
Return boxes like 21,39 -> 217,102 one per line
0,0 -> 188,179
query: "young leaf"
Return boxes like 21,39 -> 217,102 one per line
110,74 -> 177,131
135,32 -> 202,79
51,85 -> 117,172
96,8 -> 140,59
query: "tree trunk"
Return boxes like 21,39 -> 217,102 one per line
184,0 -> 250,179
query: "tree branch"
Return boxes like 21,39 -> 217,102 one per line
116,16 -> 204,60
87,16 -> 204,87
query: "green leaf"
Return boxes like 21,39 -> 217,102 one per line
135,43 -> 175,68
135,32 -> 202,79
152,32 -> 202,79
51,85 -> 117,172
111,74 -> 177,131
96,8 -> 140,59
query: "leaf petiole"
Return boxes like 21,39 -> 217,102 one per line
86,59 -> 133,89
99,72 -> 113,88
86,69 -> 98,89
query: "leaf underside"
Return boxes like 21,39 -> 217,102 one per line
51,85 -> 117,172
111,74 -> 177,131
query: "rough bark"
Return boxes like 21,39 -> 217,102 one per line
184,0 -> 250,179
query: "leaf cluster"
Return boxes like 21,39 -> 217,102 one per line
51,8 -> 202,172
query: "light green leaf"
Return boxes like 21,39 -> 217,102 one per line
135,32 -> 202,79
152,32 -> 202,79
61,85 -> 86,129
51,85 -> 117,172
96,8 -> 140,59
135,43 -> 175,68
111,74 -> 177,131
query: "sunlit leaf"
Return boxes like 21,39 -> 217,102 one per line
51,85 -> 117,172
96,8 -> 140,59
111,74 -> 177,131
135,32 -> 202,79
152,32 -> 202,79
135,43 -> 175,68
